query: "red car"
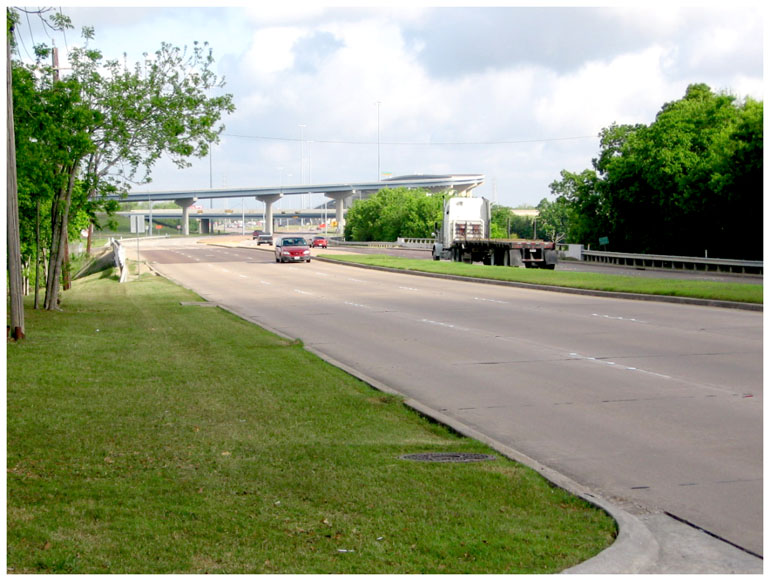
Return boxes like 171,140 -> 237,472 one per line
311,236 -> 328,248
275,237 -> 311,263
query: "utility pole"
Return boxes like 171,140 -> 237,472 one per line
7,27 -> 25,339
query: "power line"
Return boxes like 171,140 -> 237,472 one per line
223,132 -> 595,146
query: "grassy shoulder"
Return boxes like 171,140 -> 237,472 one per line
321,254 -> 763,304
7,270 -> 616,574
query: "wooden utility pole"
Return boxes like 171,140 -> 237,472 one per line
7,28 -> 25,339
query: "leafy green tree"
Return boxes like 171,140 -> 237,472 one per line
489,205 -> 535,239
551,84 -> 762,258
536,197 -> 570,244
10,10 -> 235,310
490,205 -> 513,238
344,187 -> 444,241
549,168 -> 604,245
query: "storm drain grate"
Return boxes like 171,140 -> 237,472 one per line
400,453 -> 497,463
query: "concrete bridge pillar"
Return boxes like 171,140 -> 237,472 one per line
175,198 -> 197,235
255,193 -> 283,235
325,191 -> 354,234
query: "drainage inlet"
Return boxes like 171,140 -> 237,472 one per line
400,453 -> 497,463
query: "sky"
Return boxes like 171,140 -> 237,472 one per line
11,2 -> 765,211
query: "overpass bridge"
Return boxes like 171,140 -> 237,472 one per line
119,208 -> 338,234
109,174 -> 484,235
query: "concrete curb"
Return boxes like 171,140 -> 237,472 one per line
172,240 -> 760,571
209,240 -> 761,311
312,256 -> 762,312
299,344 -> 661,575
155,241 -> 663,573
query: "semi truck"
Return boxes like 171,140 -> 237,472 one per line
432,196 -> 558,269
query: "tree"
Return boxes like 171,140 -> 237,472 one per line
552,84 -> 762,258
489,205 -> 535,239
344,188 -> 444,241
68,35 -> 235,249
10,14 -> 235,310
536,197 -> 570,244
548,168 -> 604,246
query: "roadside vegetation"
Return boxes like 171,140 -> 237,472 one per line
7,269 -> 616,574
7,7 -> 234,340
322,254 -> 762,304
544,84 -> 762,258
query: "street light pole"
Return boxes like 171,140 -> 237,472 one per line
376,101 -> 381,181
298,124 -> 306,208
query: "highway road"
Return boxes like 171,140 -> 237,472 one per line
137,237 -> 763,558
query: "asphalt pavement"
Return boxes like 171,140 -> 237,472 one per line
131,235 -> 763,574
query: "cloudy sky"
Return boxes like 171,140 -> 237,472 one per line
13,2 -> 765,210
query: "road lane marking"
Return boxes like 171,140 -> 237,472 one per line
420,319 -> 471,332
344,301 -> 372,309
473,297 -> 509,304
569,352 -> 671,379
592,313 -> 645,323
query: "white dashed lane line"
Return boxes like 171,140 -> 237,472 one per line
569,352 -> 671,379
592,313 -> 646,323
473,297 -> 509,304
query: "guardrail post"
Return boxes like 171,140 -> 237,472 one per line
110,238 -> 128,282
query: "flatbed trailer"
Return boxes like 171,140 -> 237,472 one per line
432,196 -> 558,269
448,238 -> 558,268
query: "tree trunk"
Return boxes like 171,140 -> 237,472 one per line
44,169 -> 76,310
63,237 -> 71,290
7,31 -> 25,339
34,199 -> 41,309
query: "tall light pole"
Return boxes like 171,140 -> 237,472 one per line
298,124 -> 306,208
376,101 -> 381,181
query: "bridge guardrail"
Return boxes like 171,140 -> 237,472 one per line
328,238 -> 434,250
580,249 -> 762,275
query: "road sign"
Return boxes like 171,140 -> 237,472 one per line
130,214 -> 145,233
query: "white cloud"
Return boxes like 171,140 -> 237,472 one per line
533,45 -> 676,134
11,5 -> 762,208
244,27 -> 304,76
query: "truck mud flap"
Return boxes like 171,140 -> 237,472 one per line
508,248 -> 523,267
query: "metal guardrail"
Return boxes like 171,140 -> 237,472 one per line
328,238 -> 434,250
328,239 -> 399,248
581,250 -> 763,275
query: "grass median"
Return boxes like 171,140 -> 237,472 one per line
7,269 -> 616,574
321,254 -> 762,304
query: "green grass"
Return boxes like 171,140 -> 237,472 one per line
322,254 -> 763,304
7,270 -> 616,574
